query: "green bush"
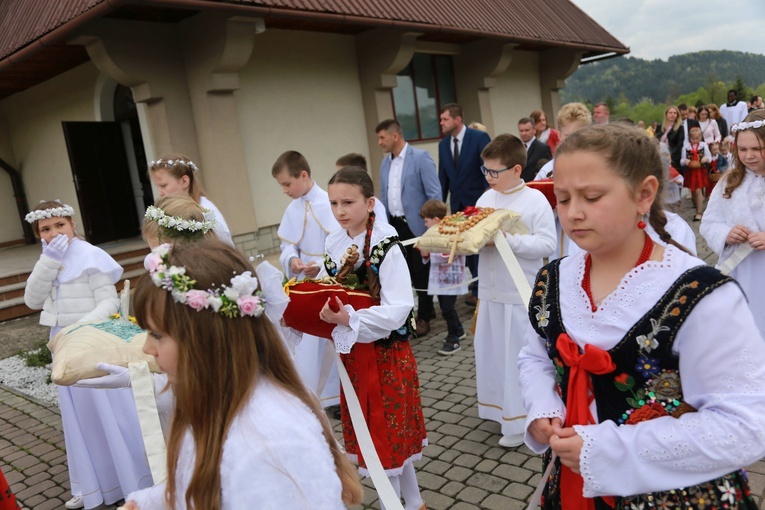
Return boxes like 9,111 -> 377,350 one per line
18,339 -> 52,368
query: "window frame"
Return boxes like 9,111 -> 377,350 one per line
391,53 -> 457,143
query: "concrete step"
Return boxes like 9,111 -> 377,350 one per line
0,249 -> 150,321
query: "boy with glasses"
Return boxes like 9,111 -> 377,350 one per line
474,134 -> 556,447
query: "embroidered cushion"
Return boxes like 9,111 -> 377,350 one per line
415,208 -> 526,256
282,280 -> 378,338
48,318 -> 161,385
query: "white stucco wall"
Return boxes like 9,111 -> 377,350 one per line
236,29 -> 369,227
0,62 -> 99,242
490,51 -> 543,138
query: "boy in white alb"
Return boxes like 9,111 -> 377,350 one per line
273,151 -> 342,408
474,134 -> 556,447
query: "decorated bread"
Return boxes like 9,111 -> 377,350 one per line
47,315 -> 161,386
416,206 -> 526,258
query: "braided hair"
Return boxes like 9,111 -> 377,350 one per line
328,167 -> 381,299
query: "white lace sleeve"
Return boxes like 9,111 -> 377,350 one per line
700,178 -> 735,256
518,322 -> 566,453
125,482 -> 167,510
331,305 -> 362,354
575,283 -> 765,497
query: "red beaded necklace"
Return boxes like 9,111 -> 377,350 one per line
582,233 -> 654,312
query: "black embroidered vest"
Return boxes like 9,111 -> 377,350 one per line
528,259 -> 756,510
324,236 -> 415,342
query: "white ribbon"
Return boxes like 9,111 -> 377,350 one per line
335,353 -> 405,510
716,243 -> 754,275
129,361 -> 167,484
526,453 -> 557,509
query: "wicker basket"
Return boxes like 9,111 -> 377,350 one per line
708,171 -> 722,183
687,160 -> 701,170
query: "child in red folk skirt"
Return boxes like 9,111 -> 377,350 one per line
681,126 -> 712,221
320,167 -> 427,510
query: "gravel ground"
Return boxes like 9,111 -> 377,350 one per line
0,355 -> 59,405
0,313 -> 59,406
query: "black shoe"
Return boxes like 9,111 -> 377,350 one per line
465,295 -> 478,307
438,337 -> 461,355
415,319 -> 431,336
326,405 -> 341,420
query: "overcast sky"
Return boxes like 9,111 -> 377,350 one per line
569,0 -> 765,60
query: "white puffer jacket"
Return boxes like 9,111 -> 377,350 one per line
24,239 -> 122,328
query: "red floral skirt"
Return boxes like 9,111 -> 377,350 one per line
0,472 -> 19,510
339,339 -> 427,473
684,166 -> 708,191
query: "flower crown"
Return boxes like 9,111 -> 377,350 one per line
144,244 -> 265,318
25,200 -> 75,224
731,120 -> 765,133
150,158 -> 198,173
145,205 -> 216,236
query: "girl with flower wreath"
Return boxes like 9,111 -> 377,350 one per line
148,153 -> 233,246
518,124 -> 765,510
318,167 -> 427,510
120,239 -> 361,509
23,200 -> 153,510
701,109 -> 765,339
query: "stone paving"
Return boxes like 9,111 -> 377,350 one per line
2,198 -> 765,509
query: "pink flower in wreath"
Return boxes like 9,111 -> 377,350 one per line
185,290 -> 209,311
237,295 -> 262,316
144,253 -> 163,272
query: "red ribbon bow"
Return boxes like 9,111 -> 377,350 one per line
556,333 -> 616,510
462,206 -> 480,217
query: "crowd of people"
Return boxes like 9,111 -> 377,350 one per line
8,95 -> 765,510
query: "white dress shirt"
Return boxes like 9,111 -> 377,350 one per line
453,125 -> 466,161
387,143 -> 409,217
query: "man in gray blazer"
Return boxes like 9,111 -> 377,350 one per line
377,119 -> 442,336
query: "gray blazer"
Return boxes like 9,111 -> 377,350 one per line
379,144 -> 442,236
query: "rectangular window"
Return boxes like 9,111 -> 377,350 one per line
392,54 -> 457,142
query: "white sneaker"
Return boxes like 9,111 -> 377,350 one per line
65,495 -> 84,509
498,434 -> 524,448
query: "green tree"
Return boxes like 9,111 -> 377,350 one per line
731,75 -> 753,102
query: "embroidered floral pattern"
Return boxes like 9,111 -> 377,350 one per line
616,470 -> 755,509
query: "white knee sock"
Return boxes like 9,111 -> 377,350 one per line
379,474 -> 402,510
400,463 -> 424,510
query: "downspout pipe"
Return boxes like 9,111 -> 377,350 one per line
0,158 -> 35,245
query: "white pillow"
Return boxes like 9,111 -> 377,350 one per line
48,318 -> 161,386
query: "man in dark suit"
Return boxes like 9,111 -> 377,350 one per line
438,103 -> 491,305
377,119 -> 442,335
518,117 -> 552,182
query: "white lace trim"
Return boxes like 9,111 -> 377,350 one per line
325,223 -> 399,270
573,424 -> 600,497
528,409 -> 566,422
331,305 -> 360,354
347,438 -> 428,478
560,246 -> 701,349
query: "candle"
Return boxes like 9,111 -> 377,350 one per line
120,280 -> 130,322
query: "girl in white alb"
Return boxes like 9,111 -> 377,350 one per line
23,201 -> 152,510
519,124 -> 765,510
701,110 -> 765,338
148,154 -> 233,246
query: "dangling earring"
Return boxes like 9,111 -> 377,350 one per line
637,213 -> 647,230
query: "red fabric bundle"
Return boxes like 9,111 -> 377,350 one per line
283,280 -> 379,338
527,179 -> 557,209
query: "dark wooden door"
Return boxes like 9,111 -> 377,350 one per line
62,121 -> 139,244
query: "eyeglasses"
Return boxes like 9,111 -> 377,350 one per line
480,165 -> 511,179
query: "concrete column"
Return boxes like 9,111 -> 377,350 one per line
71,25 -> 201,160
179,14 -> 263,235
453,40 -> 517,136
537,48 -> 583,125
355,28 -> 420,187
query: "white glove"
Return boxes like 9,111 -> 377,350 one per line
73,363 -> 131,389
42,234 -> 69,263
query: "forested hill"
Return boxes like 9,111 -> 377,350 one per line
561,50 -> 765,105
